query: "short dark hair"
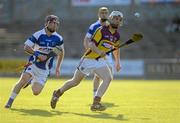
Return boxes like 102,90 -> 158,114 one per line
45,15 -> 59,24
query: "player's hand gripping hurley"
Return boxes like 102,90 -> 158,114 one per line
46,46 -> 63,59
95,33 -> 143,60
16,46 -> 62,72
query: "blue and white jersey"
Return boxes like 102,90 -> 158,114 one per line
85,20 -> 101,38
24,28 -> 63,70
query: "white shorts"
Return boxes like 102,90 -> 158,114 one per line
77,58 -> 109,76
23,64 -> 49,86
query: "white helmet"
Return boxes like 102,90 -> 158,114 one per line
109,11 -> 123,18
109,11 -> 123,26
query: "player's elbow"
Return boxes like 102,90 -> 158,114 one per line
88,42 -> 93,49
83,37 -> 90,49
83,42 -> 87,49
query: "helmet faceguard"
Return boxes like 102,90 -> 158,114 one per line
108,11 -> 123,28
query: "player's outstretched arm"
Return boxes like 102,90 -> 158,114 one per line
55,45 -> 64,77
83,36 -> 91,50
113,49 -> 121,72
24,45 -> 47,61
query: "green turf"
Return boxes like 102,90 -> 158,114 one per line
0,77 -> 180,123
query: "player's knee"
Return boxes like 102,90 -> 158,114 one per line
31,82 -> 43,96
108,76 -> 113,82
33,92 -> 39,96
32,87 -> 42,96
32,90 -> 41,96
104,75 -> 112,83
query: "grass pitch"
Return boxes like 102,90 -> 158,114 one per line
0,77 -> 180,123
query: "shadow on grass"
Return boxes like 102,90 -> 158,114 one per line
10,108 -> 61,117
102,102 -> 119,108
81,102 -> 128,121
10,102 -> 127,121
11,108 -> 128,121
70,112 -> 128,121
10,108 -> 128,121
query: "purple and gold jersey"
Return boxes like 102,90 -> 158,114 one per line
84,26 -> 120,59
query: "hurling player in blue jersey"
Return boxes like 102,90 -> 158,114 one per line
5,15 -> 64,108
84,7 -> 121,97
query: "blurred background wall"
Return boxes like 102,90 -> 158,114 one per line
0,0 -> 179,79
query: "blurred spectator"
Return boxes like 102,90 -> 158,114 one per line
165,15 -> 180,33
175,51 -> 180,63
